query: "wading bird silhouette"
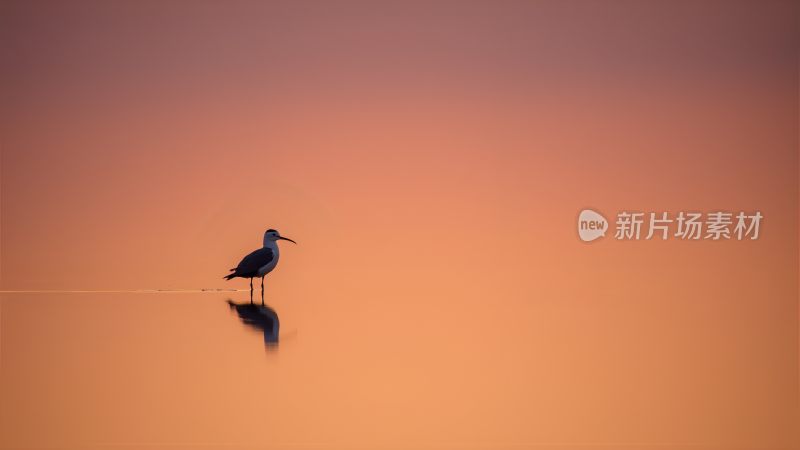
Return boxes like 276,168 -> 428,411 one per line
224,229 -> 296,304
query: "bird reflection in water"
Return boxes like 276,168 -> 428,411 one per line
227,298 -> 280,348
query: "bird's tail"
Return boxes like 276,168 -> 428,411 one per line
223,273 -> 237,280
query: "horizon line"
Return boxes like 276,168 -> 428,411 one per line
0,288 -> 250,294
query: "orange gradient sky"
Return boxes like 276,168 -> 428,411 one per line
1,0 -> 797,291
1,1 -> 798,448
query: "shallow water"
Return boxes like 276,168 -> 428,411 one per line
1,291 -> 797,450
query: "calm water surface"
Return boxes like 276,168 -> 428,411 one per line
1,291 -> 796,449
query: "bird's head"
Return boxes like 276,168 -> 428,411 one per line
263,229 -> 297,245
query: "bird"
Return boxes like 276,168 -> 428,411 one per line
224,229 -> 296,303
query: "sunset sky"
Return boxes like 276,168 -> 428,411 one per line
1,1 -> 798,448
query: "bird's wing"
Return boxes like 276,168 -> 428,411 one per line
233,247 -> 274,277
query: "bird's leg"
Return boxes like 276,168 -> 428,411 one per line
261,276 -> 265,306
249,278 -> 254,303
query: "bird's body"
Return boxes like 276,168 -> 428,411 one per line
256,247 -> 279,277
225,229 -> 296,303
225,245 -> 278,280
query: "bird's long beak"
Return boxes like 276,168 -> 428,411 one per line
278,236 -> 297,244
